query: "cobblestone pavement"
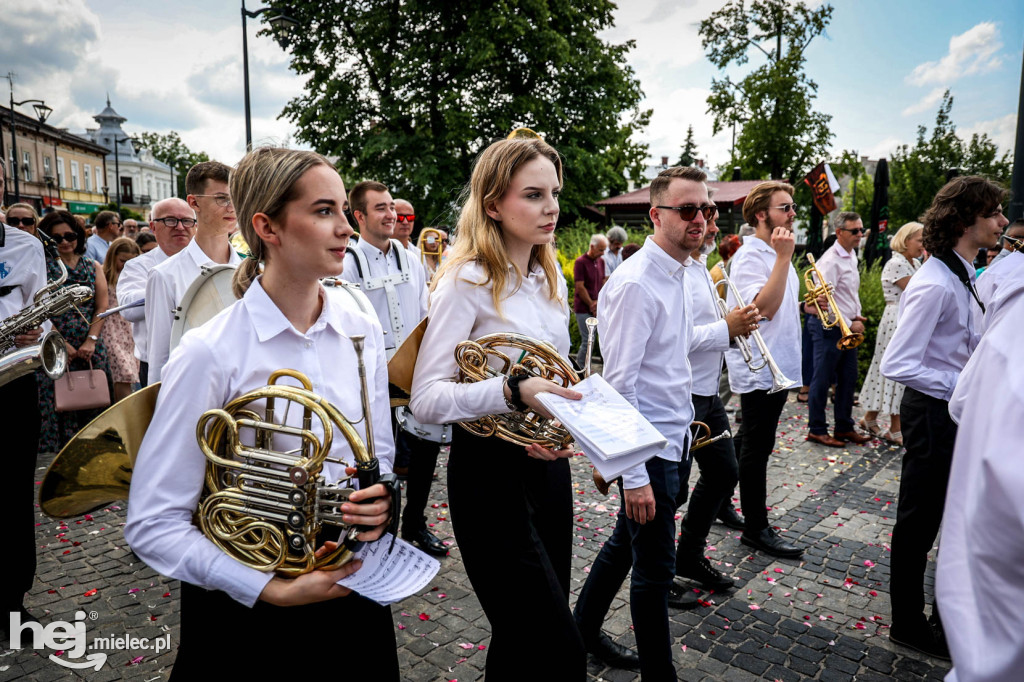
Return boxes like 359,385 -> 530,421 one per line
2,394 -> 952,681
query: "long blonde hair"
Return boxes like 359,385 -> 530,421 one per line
102,237 -> 141,287
229,147 -> 335,297
433,138 -> 563,316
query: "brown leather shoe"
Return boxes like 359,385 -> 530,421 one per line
806,432 -> 844,447
834,431 -> 872,445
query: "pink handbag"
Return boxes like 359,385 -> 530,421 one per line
55,358 -> 111,412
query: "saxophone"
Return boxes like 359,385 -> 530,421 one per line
0,251 -> 94,388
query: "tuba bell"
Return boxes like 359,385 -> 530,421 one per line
40,335 -> 395,576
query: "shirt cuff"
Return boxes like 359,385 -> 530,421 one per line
206,551 -> 275,607
621,463 -> 651,490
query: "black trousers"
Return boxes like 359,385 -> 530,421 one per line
447,428 -> 585,681
171,581 -> 398,680
394,427 -> 442,534
890,387 -> 956,628
1,373 -> 40,615
139,360 -> 148,388
676,394 -> 738,564
734,388 -> 789,532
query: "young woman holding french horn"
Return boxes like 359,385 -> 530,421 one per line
124,147 -> 399,679
409,137 -> 587,680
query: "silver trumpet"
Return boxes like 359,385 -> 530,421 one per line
717,268 -> 796,395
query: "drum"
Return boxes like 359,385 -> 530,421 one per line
169,264 -> 238,351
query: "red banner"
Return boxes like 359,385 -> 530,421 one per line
803,162 -> 836,215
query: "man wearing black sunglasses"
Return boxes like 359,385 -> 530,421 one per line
805,212 -> 871,448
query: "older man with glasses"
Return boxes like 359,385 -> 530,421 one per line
85,210 -> 123,264
117,198 -> 197,386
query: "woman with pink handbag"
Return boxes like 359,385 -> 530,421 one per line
37,210 -> 112,452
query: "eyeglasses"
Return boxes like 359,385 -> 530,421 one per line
152,217 -> 198,229
51,233 -> 79,243
655,204 -> 718,221
840,227 -> 865,235
771,203 -> 798,213
7,217 -> 36,227
396,214 -> 415,223
193,194 -> 233,207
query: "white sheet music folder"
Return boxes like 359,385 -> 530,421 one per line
536,374 -> 668,481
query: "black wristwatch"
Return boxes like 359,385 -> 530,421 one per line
505,374 -> 528,411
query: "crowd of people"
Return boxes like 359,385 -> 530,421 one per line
1,140 -> 1021,682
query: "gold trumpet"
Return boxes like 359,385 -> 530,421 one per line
40,336 -> 392,577
717,268 -> 797,393
803,253 -> 864,350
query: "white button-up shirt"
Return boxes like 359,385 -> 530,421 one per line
881,252 -> 981,401
686,254 -> 730,397
976,250 -> 1023,332
409,260 -> 570,425
599,237 -> 694,490
124,277 -> 394,607
117,245 -> 171,362
814,240 -> 861,321
341,240 -> 428,352
0,226 -> 46,321
938,275 -> 1024,682
725,235 -> 802,394
145,238 -> 241,383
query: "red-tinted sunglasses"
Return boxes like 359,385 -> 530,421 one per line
396,214 -> 415,223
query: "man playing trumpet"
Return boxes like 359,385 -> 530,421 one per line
805,212 -> 872,447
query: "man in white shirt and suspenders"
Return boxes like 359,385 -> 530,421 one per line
881,175 -> 1008,660
341,182 -> 447,557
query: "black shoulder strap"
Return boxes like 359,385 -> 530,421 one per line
934,250 -> 985,314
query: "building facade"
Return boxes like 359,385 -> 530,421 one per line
0,104 -> 110,215
83,98 -> 177,217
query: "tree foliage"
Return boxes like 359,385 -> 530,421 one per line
677,125 -> 699,167
888,91 -> 1012,227
267,0 -> 650,224
699,0 -> 833,184
832,149 -> 874,220
136,131 -> 210,199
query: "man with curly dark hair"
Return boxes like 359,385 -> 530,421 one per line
880,175 -> 1008,660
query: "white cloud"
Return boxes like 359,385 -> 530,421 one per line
861,136 -> 905,161
960,113 -> 1017,156
906,22 -> 1003,86
901,87 -> 947,117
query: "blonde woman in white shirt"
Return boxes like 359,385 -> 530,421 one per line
124,147 -> 398,680
409,138 -> 586,680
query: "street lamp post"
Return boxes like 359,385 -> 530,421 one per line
241,1 -> 299,150
44,174 -> 54,208
7,82 -> 52,203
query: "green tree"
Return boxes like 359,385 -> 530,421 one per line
136,131 -> 210,199
888,91 -> 1012,227
677,125 -> 699,166
267,0 -> 651,223
832,149 -> 874,219
700,0 -> 834,184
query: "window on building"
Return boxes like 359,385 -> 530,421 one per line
71,161 -> 80,190
57,158 -> 65,187
22,151 -> 31,182
84,164 -> 91,192
43,156 -> 52,177
95,168 -> 102,194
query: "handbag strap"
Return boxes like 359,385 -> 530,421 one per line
64,357 -> 97,390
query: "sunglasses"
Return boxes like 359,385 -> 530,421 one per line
396,214 -> 415,223
655,204 -> 717,221
51,233 -> 79,243
771,203 -> 798,213
7,217 -> 36,227
841,227 -> 865,235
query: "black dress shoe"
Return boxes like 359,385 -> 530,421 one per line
740,527 -> 803,558
584,632 -> 640,671
717,504 -> 746,530
668,581 -> 702,610
890,623 -> 950,661
676,555 -> 735,590
401,528 -> 448,557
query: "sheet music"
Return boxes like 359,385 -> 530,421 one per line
536,374 -> 667,480
336,534 -> 441,605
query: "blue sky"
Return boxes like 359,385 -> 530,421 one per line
3,0 -> 1019,175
